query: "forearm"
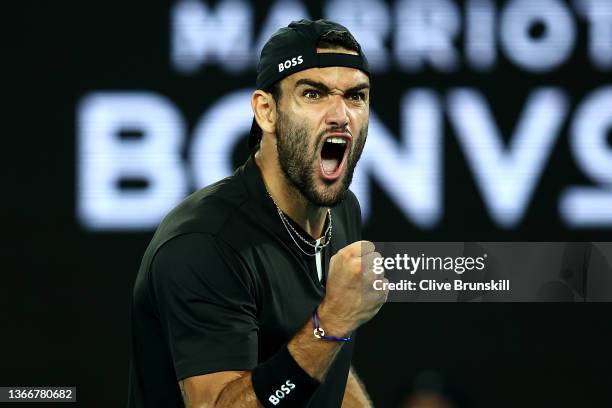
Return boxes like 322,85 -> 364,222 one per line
214,372 -> 262,407
180,373 -> 262,408
287,304 -> 350,382
341,368 -> 373,408
203,312 -> 349,408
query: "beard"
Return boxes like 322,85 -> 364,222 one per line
275,108 -> 367,207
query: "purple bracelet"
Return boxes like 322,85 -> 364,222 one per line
312,307 -> 352,342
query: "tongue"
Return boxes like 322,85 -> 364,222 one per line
322,158 -> 340,174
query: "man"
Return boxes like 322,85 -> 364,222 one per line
128,19 -> 388,408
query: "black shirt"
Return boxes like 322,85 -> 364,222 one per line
127,156 -> 362,407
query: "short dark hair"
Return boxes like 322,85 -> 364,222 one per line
316,30 -> 360,53
251,30 -> 361,147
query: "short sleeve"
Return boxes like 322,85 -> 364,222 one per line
150,233 -> 259,380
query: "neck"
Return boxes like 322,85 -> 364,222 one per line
254,150 -> 328,239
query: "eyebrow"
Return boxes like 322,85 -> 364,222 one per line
294,79 -> 370,95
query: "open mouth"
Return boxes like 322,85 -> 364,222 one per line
320,135 -> 350,180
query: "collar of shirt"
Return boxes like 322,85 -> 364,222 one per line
238,154 -> 331,257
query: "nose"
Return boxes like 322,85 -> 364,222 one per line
325,94 -> 349,130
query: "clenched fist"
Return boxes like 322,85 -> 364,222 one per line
318,241 -> 388,336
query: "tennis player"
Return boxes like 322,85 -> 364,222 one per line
128,19 -> 387,408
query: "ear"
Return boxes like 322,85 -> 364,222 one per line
251,90 -> 277,135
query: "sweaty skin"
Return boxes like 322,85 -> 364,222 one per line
255,56 -> 370,238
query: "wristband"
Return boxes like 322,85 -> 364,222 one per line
252,344 -> 319,407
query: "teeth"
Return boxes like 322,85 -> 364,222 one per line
326,137 -> 347,144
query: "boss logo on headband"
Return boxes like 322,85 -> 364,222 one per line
278,55 -> 303,73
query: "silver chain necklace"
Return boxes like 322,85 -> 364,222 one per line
266,191 -> 332,257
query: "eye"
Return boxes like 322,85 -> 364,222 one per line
348,92 -> 367,102
303,89 -> 322,99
